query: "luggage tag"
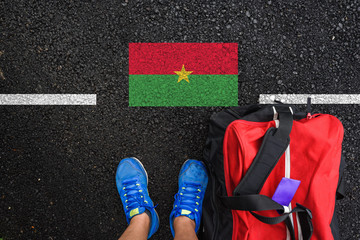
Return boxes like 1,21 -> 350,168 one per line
272,177 -> 301,207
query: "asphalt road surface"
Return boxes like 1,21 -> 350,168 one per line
1,1 -> 359,239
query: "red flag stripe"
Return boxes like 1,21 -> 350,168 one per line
129,43 -> 238,75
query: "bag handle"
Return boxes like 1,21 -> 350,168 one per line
233,106 -> 293,195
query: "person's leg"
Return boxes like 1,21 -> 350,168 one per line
169,160 -> 209,240
173,216 -> 198,240
116,157 -> 159,240
118,213 -> 150,240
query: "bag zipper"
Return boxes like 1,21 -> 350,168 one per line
306,97 -> 312,119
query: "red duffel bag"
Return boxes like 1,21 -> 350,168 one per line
201,103 -> 345,240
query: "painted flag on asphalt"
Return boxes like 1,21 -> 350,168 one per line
129,43 -> 238,107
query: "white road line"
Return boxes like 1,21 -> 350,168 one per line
0,94 -> 97,105
259,94 -> 360,104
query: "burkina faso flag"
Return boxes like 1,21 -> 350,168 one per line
129,43 -> 238,107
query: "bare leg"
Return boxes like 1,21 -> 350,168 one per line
119,213 -> 150,240
173,216 -> 198,240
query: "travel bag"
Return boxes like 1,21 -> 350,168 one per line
200,103 -> 345,240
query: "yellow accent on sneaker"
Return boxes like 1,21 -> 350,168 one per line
130,208 -> 139,218
181,209 -> 192,215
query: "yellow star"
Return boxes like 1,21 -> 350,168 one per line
174,65 -> 193,83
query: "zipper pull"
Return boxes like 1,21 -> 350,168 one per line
306,97 -> 312,119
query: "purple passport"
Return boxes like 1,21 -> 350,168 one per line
272,177 -> 301,206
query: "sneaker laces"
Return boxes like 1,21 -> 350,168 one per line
122,178 -> 149,212
174,182 -> 202,214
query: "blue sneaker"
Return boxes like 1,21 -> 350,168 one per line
116,157 -> 159,239
169,159 -> 208,237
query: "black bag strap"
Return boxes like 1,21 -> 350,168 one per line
251,204 -> 313,240
220,194 -> 284,211
220,195 -> 313,240
233,106 -> 293,195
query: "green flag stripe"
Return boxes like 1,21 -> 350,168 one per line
129,75 -> 238,106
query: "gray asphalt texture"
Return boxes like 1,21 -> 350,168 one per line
1,0 -> 359,239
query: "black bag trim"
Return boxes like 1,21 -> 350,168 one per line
336,155 -> 346,200
330,154 -> 347,239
